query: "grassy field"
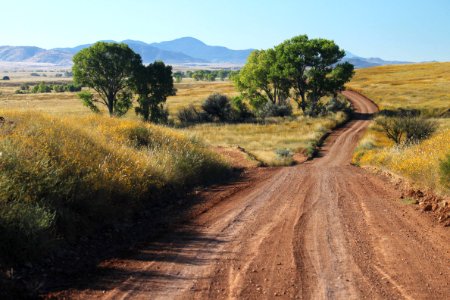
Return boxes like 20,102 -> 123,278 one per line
0,78 -> 236,116
0,78 -> 345,166
184,112 -> 347,165
347,62 -> 450,117
350,63 -> 450,194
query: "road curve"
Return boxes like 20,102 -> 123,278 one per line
56,91 -> 450,299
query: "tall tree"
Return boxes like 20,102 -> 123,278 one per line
305,38 -> 354,115
234,49 -> 290,109
276,35 -> 354,115
72,42 -> 142,116
134,61 -> 176,123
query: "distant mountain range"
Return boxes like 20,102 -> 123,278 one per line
0,37 -> 253,66
0,37 -> 411,68
342,51 -> 411,68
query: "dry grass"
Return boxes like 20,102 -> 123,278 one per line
166,80 -> 238,115
0,79 -> 237,117
184,112 -> 348,166
0,79 -> 341,166
350,63 -> 450,193
0,110 -> 230,264
347,62 -> 450,116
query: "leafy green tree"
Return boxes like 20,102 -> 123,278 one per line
206,73 -> 216,81
173,71 -> 183,83
72,42 -> 142,116
276,35 -> 354,115
234,49 -> 290,110
217,70 -> 227,81
134,61 -> 176,123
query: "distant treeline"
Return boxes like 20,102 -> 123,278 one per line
30,71 -> 73,78
15,82 -> 82,94
173,70 -> 239,82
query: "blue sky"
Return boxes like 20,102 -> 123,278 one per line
1,0 -> 449,62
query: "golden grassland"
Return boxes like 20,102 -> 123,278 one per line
0,79 -> 341,166
166,80 -> 239,114
0,79 -> 236,116
354,119 -> 450,193
350,63 -> 450,193
184,112 -> 347,165
347,62 -> 450,116
0,110 -> 230,263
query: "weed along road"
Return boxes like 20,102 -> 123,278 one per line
58,91 -> 450,299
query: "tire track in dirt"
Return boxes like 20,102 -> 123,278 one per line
50,91 -> 450,300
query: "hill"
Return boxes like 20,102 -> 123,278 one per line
0,38 -> 412,68
343,51 -> 411,68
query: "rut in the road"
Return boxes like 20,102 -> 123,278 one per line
49,91 -> 450,300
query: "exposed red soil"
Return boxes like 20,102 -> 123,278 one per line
46,91 -> 450,299
212,146 -> 261,169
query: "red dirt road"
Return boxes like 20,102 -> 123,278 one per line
54,91 -> 450,299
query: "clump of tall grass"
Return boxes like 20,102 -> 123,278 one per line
0,111 -> 230,265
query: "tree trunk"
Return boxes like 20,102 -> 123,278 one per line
107,95 -> 114,116
300,92 -> 306,113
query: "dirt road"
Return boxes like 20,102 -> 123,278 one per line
55,91 -> 450,299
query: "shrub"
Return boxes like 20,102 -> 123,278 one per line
325,97 -> 351,114
376,116 -> 437,144
2,76 -> 10,80
231,96 -> 254,121
177,105 -> 208,124
402,117 -> 437,142
275,148 -> 292,158
201,93 -> 233,122
256,102 -> 293,119
31,82 -> 52,93
65,83 -> 82,92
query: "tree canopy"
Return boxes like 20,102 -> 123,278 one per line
235,35 -> 354,116
133,61 -> 176,123
72,42 -> 142,116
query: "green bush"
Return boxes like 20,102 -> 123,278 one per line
201,93 -> 233,122
177,105 -> 209,124
231,96 -> 254,121
376,116 -> 437,145
257,102 -> 293,119
32,82 -> 52,93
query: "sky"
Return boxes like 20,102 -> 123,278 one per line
1,0 -> 449,62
